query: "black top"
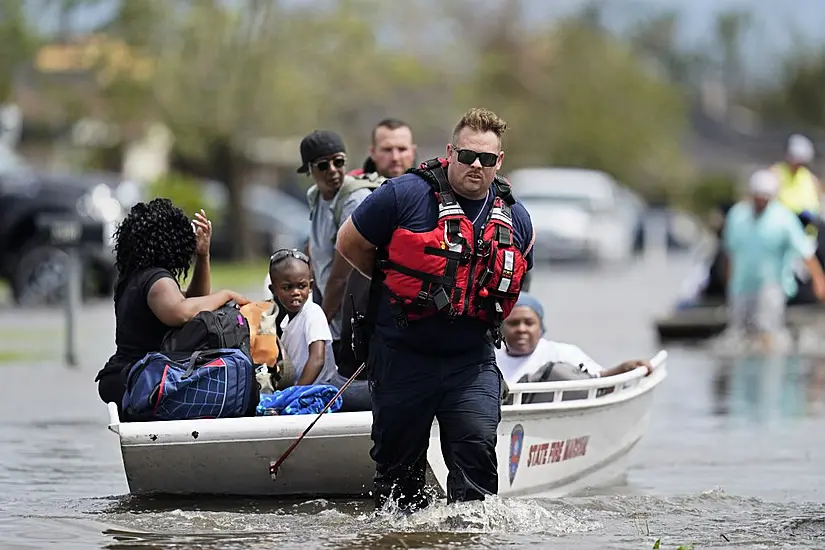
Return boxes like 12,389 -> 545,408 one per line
95,267 -> 177,381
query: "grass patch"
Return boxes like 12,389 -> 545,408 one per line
0,328 -> 61,342
0,348 -> 54,364
183,259 -> 270,293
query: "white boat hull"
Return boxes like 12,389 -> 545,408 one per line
108,352 -> 668,499
469,380 -> 656,498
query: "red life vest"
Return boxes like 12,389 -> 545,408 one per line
377,158 -> 528,344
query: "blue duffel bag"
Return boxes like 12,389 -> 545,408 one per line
122,348 -> 259,422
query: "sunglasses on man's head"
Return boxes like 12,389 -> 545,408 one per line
312,156 -> 346,172
270,248 -> 310,267
453,148 -> 499,168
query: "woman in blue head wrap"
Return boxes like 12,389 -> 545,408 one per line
496,293 -> 653,387
499,293 -> 549,355
513,293 -> 546,334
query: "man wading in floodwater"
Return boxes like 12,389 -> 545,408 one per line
723,168 -> 825,350
336,108 -> 535,511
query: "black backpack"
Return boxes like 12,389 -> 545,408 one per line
337,270 -> 376,380
157,301 -> 258,417
160,301 -> 252,362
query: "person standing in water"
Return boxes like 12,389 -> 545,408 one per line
723,169 -> 825,349
336,107 -> 534,511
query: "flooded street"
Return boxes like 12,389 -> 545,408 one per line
2,252 -> 825,549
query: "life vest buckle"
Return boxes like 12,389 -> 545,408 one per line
444,224 -> 463,251
431,287 -> 451,311
476,239 -> 492,258
388,299 -> 409,329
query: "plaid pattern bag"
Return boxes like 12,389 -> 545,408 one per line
122,349 -> 258,421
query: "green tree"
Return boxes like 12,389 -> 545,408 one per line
713,10 -> 752,101
0,0 -> 40,102
628,11 -> 710,87
757,46 -> 825,129
91,0 -> 438,259
456,15 -> 691,199
146,171 -> 217,219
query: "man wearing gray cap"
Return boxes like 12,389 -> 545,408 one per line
264,130 -> 377,409
723,168 -> 825,349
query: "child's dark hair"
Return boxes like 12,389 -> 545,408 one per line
268,249 -> 311,335
268,249 -> 311,281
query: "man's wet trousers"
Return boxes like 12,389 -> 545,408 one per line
368,338 -> 502,512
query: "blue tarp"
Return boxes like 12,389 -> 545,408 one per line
256,384 -> 342,416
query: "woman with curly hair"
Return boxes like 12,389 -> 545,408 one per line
94,198 -> 250,411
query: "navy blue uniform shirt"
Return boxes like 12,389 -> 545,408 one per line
351,172 -> 535,356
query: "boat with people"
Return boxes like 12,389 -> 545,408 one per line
105,350 -> 668,499
655,207 -> 825,343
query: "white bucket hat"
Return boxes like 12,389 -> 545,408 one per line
749,169 -> 779,198
787,134 -> 815,164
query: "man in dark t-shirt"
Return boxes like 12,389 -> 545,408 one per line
336,108 -> 534,511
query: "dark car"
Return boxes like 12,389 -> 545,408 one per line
0,146 -> 124,306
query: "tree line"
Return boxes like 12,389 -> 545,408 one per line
3,0 -> 824,257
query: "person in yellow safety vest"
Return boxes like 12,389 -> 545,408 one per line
771,134 -> 823,224
770,134 -> 823,293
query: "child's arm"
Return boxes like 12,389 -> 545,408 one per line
296,340 -> 326,385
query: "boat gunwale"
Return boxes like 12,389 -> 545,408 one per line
108,351 -> 668,444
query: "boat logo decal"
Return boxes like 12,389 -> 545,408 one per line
508,423 -> 524,485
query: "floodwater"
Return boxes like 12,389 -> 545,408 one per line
2,251 -> 825,550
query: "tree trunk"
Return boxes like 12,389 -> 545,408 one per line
169,138 -> 254,261
209,138 -> 254,261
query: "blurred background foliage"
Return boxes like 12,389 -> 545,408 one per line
5,0 -> 825,256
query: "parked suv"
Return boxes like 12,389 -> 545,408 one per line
0,146 -> 124,306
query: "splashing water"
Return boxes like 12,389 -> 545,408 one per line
368,495 -> 601,536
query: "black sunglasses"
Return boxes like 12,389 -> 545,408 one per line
312,157 -> 346,172
270,248 -> 310,267
454,147 -> 499,168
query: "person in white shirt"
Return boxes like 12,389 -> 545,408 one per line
267,248 -> 371,411
496,293 -> 653,388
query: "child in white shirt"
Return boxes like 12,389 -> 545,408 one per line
267,249 -> 337,386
